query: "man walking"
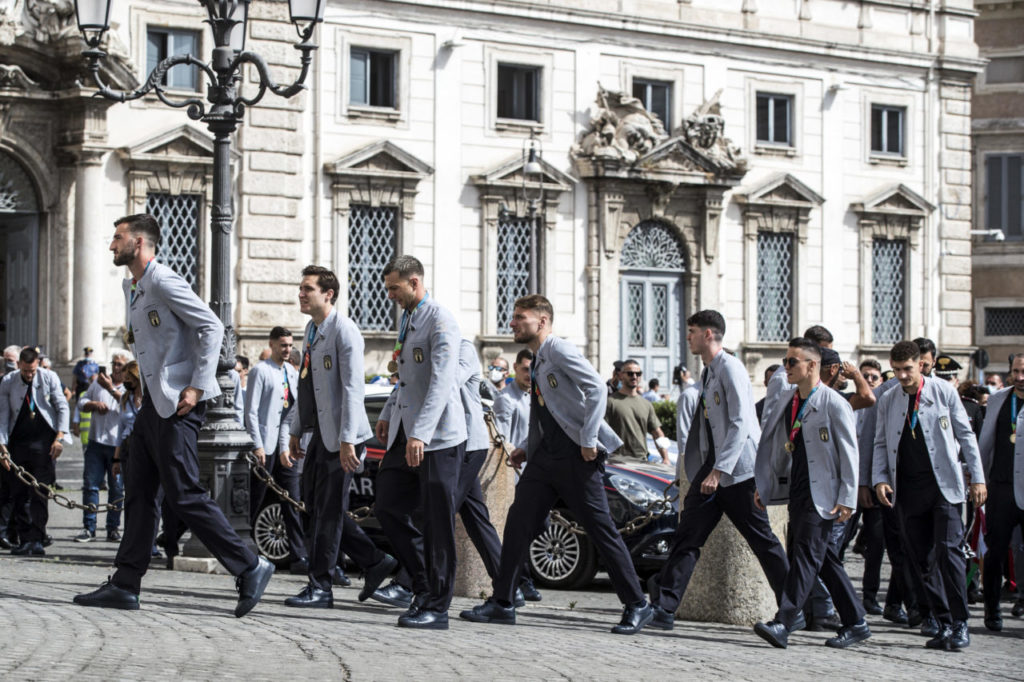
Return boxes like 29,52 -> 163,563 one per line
74,213 -> 273,616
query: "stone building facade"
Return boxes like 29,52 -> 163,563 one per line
0,0 -> 982,388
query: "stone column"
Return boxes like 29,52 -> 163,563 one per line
72,151 -> 107,358
454,441 -> 517,598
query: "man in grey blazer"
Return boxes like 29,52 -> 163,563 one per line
374,255 -> 467,629
75,213 -> 273,617
674,382 -> 700,482
460,294 -> 653,635
752,338 -> 870,649
0,346 -> 69,556
492,349 -> 533,449
872,340 -> 987,650
244,326 -> 306,566
647,310 -> 789,630
977,353 -> 1024,631
285,266 -> 397,608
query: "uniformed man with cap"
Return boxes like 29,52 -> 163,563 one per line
752,338 -> 870,649
977,353 -> 1024,631
933,355 -> 962,387
872,340 -> 987,650
460,294 -> 653,634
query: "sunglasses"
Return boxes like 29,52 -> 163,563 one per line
783,357 -> 810,369
623,371 -> 643,377
488,366 -> 508,372
863,373 -> 881,381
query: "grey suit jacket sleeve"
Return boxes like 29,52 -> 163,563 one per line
279,394 -> 295,455
872,390 -> 893,488
493,392 -> 513,439
832,396 -> 860,509
50,372 -> 69,435
715,360 -> 752,475
336,320 -> 368,446
409,316 -> 459,443
245,367 -> 264,451
947,384 -> 985,485
157,268 -> 224,393
675,388 -> 698,451
857,400 -> 879,485
0,377 -> 9,444
458,340 -> 477,386
380,388 -> 397,424
551,340 -> 606,449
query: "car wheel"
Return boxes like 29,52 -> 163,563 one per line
253,502 -> 291,566
528,510 -> 597,589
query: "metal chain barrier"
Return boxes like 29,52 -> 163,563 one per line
244,451 -> 307,514
0,445 -> 124,514
483,411 -> 517,469
550,478 -> 679,537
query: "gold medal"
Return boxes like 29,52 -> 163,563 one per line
703,408 -> 709,419
282,400 -> 289,409
300,367 -> 308,379
538,393 -> 545,407
388,360 -> 398,373
784,441 -> 795,452
1012,433 -> 1017,444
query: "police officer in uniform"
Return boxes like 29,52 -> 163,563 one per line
75,213 -> 273,616
374,255 -> 466,629
460,294 -> 653,635
647,310 -> 789,630
752,338 -> 870,649
872,340 -> 987,650
978,353 -> 1024,631
285,266 -> 397,608
0,346 -> 69,556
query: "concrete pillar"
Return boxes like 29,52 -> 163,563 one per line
453,441 -> 516,598
72,152 -> 107,359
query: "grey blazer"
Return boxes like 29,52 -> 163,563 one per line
675,384 -> 700,482
458,339 -> 490,452
493,382 -> 530,448
871,376 -> 985,504
123,261 -> 222,419
521,334 -> 623,456
385,297 -> 467,452
245,359 -> 298,456
978,387 -> 1024,508
288,308 -> 372,450
682,350 -> 760,487
855,378 -> 899,487
0,368 -> 70,444
756,384 -> 859,519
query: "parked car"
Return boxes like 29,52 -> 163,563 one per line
252,386 -> 680,589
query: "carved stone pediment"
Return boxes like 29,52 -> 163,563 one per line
471,154 -> 573,229
736,173 -> 824,244
117,125 -> 217,167
736,173 -> 824,209
851,184 -> 934,247
852,184 -> 934,216
326,140 -> 433,180
470,154 -> 573,192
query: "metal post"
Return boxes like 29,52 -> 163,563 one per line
528,202 -> 540,294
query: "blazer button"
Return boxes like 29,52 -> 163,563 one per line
400,382 -> 406,387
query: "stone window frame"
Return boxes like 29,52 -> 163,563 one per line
484,45 -> 554,137
978,150 -> 1024,241
336,29 -> 412,126
975,298 -> 1024,346
619,59 -> 686,133
129,5 -> 209,109
118,124 -> 216,300
736,173 -> 824,350
851,183 -> 933,351
862,89 -> 914,168
977,47 -> 1024,94
746,77 -> 804,159
325,140 -> 432,339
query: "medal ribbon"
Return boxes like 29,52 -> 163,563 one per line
788,383 -> 820,446
302,324 -> 317,377
282,365 -> 291,408
907,377 -> 924,437
392,292 -> 430,365
25,387 -> 35,415
1012,392 -> 1018,441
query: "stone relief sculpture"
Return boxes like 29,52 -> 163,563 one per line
573,84 -> 669,163
0,0 -> 25,45
679,89 -> 747,173
26,0 -> 76,43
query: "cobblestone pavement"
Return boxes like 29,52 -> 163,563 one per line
1,501 -> 1021,681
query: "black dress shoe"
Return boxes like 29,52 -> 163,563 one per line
11,541 -> 44,556
647,605 -> 674,631
371,581 -> 414,609
754,620 -> 789,649
1012,599 -> 1024,618
358,554 -> 398,602
285,584 -> 333,608
862,597 -> 883,616
906,607 -> 924,628
883,604 -> 909,624
925,624 -> 953,650
808,613 -> 843,632
460,599 -> 516,625
611,600 -> 653,635
967,586 -> 982,604
235,557 -> 275,618
826,620 -> 871,648
331,566 -> 351,588
398,609 -> 449,629
920,615 -> 940,637
519,580 -> 542,602
949,620 -> 969,649
984,608 -> 1002,632
43,534 -> 53,548
0,535 -> 11,550
787,612 -> 807,633
74,581 -> 140,610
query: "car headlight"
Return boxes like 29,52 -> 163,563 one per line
608,474 -> 662,508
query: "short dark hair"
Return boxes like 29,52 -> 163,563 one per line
235,355 -> 249,370
301,265 -> 340,304
859,359 -> 882,373
269,326 -> 292,341
959,380 -> 987,402
687,310 -> 725,341
621,359 -> 642,370
513,294 -> 554,322
1010,353 -> 1024,365
115,213 -> 161,249
890,340 -> 921,363
648,378 -> 659,390
383,255 -> 424,280
788,337 -> 821,361
912,337 -> 937,358
514,348 -> 534,366
803,325 -> 833,346
19,346 -> 39,364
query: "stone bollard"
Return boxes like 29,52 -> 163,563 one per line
675,477 -> 789,625
454,439 -> 517,599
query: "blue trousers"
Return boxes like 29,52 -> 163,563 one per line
82,441 -> 123,532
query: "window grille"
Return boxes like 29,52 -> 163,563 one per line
627,282 -> 645,347
621,222 -> 686,271
985,307 -> 1024,337
348,205 -> 397,331
496,215 -> 531,334
146,193 -> 200,291
756,232 -> 793,342
871,239 -> 906,344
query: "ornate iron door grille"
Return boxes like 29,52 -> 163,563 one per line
348,204 -> 397,331
496,215 -> 531,334
146,193 -> 201,292
871,238 -> 906,345
756,232 -> 793,343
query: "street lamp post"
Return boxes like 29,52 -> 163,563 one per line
522,132 -> 544,293
73,0 -> 325,556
